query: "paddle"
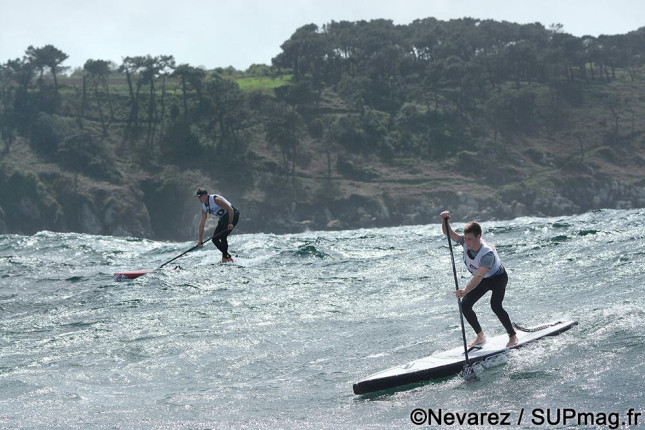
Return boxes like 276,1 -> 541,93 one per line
113,229 -> 229,281
443,217 -> 477,380
158,230 -> 223,268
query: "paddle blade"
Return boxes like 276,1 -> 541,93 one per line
460,363 -> 478,381
113,269 -> 152,282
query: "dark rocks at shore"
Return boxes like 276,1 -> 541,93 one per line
1,173 -> 643,238
252,178 -> 645,234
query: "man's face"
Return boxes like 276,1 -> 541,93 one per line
464,233 -> 481,251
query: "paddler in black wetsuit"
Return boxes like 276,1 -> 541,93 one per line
440,211 -> 518,348
195,187 -> 240,263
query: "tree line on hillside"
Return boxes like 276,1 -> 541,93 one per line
0,18 -> 643,186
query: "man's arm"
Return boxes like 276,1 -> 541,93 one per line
197,210 -> 207,246
215,196 -> 235,230
440,211 -> 461,243
456,266 -> 490,298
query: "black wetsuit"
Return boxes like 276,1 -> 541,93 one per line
212,207 -> 240,259
461,267 -> 516,336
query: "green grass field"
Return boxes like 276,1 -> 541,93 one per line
58,72 -> 292,95
232,74 -> 292,92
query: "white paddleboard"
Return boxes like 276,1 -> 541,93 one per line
353,320 -> 577,395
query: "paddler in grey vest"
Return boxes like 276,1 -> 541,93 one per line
195,187 -> 240,263
440,211 -> 518,348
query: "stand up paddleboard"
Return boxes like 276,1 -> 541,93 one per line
112,231 -> 229,282
353,320 -> 577,395
113,270 -> 152,282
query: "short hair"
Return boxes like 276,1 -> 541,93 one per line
463,221 -> 482,237
195,187 -> 208,197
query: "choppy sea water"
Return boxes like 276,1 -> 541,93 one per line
0,209 -> 643,429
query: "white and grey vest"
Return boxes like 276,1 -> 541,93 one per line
462,239 -> 502,278
202,194 -> 231,219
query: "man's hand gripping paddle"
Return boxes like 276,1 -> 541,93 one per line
443,216 -> 478,381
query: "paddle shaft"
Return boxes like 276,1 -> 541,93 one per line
443,218 -> 472,366
158,229 -> 230,268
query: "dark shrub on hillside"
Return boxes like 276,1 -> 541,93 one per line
57,133 -> 122,182
30,113 -> 70,156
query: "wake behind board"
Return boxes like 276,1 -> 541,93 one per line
353,320 -> 578,395
113,269 -> 152,282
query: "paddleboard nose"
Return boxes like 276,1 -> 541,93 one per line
113,269 -> 152,281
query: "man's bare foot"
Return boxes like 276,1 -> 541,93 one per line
468,333 -> 486,348
506,334 -> 518,347
221,257 -> 234,263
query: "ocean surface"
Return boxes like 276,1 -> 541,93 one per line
0,209 -> 643,429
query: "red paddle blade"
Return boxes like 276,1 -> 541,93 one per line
113,269 -> 152,282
